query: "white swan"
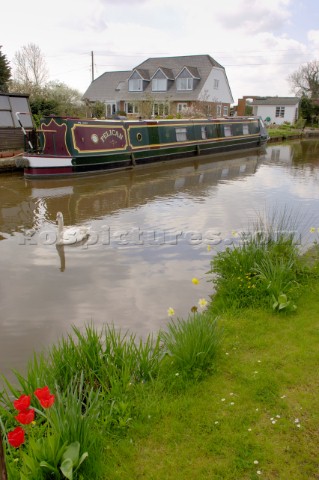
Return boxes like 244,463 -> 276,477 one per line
56,211 -> 90,245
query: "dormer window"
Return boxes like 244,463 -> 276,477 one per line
129,78 -> 143,92
152,78 -> 167,91
175,66 -> 199,91
151,68 -> 172,92
176,77 -> 193,91
128,69 -> 150,92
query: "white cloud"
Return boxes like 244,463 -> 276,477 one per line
2,0 -> 319,102
216,0 -> 292,33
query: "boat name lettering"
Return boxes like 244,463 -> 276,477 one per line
100,129 -> 124,143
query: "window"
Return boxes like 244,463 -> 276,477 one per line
217,105 -> 222,116
177,103 -> 188,113
201,126 -> 207,139
214,79 -> 219,89
153,103 -> 169,116
176,77 -> 193,90
275,106 -> 285,118
223,106 -> 228,116
125,102 -> 139,114
175,128 -> 187,141
152,78 -> 167,91
224,125 -> 232,137
106,103 -> 116,116
243,124 -> 249,135
129,78 -> 142,92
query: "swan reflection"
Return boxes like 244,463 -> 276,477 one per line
56,244 -> 65,272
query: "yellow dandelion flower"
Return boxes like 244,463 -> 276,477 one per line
167,307 -> 175,317
207,245 -> 211,252
192,277 -> 199,285
310,227 -> 316,233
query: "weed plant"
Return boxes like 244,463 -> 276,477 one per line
160,311 -> 220,381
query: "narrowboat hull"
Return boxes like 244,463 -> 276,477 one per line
19,116 -> 268,179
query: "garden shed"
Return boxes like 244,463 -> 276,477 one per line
0,93 -> 33,152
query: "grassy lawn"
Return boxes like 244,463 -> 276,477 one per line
102,282 -> 319,480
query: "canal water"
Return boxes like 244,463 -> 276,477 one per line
1,139 -> 319,381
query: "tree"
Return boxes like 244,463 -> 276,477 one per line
30,82 -> 86,126
0,45 -> 11,92
13,43 -> 48,90
288,61 -> 319,98
91,101 -> 105,118
43,81 -> 85,117
299,95 -> 319,124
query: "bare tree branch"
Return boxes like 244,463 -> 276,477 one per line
288,61 -> 319,98
13,43 -> 48,88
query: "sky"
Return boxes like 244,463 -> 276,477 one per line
2,0 -> 319,104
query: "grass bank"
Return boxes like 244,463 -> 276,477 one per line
104,282 -> 319,479
1,215 -> 319,479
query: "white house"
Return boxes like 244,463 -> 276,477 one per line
83,54 -> 234,118
251,97 -> 300,125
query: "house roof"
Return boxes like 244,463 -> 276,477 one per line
251,97 -> 300,106
83,54 -> 230,103
82,71 -> 130,102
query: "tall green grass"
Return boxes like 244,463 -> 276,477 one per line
160,311 -> 220,380
208,209 -> 303,312
1,317 -> 221,478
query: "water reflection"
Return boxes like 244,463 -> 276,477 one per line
56,244 -> 65,272
0,149 -> 262,237
1,142 -> 319,382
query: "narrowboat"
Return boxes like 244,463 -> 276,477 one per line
17,115 -> 268,179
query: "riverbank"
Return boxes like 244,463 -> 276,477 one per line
0,150 -> 23,173
106,280 -> 319,480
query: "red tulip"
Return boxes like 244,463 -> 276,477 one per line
34,386 -> 55,408
7,426 -> 25,448
15,408 -> 35,425
13,394 -> 31,411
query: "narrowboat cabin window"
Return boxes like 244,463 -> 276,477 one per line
224,125 -> 232,137
275,106 -> 285,118
243,124 -> 249,135
249,122 -> 260,134
206,124 -> 218,138
175,127 -> 187,141
201,126 -> 207,139
129,78 -> 143,92
176,77 -> 193,90
136,132 -> 143,142
152,78 -> 167,91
